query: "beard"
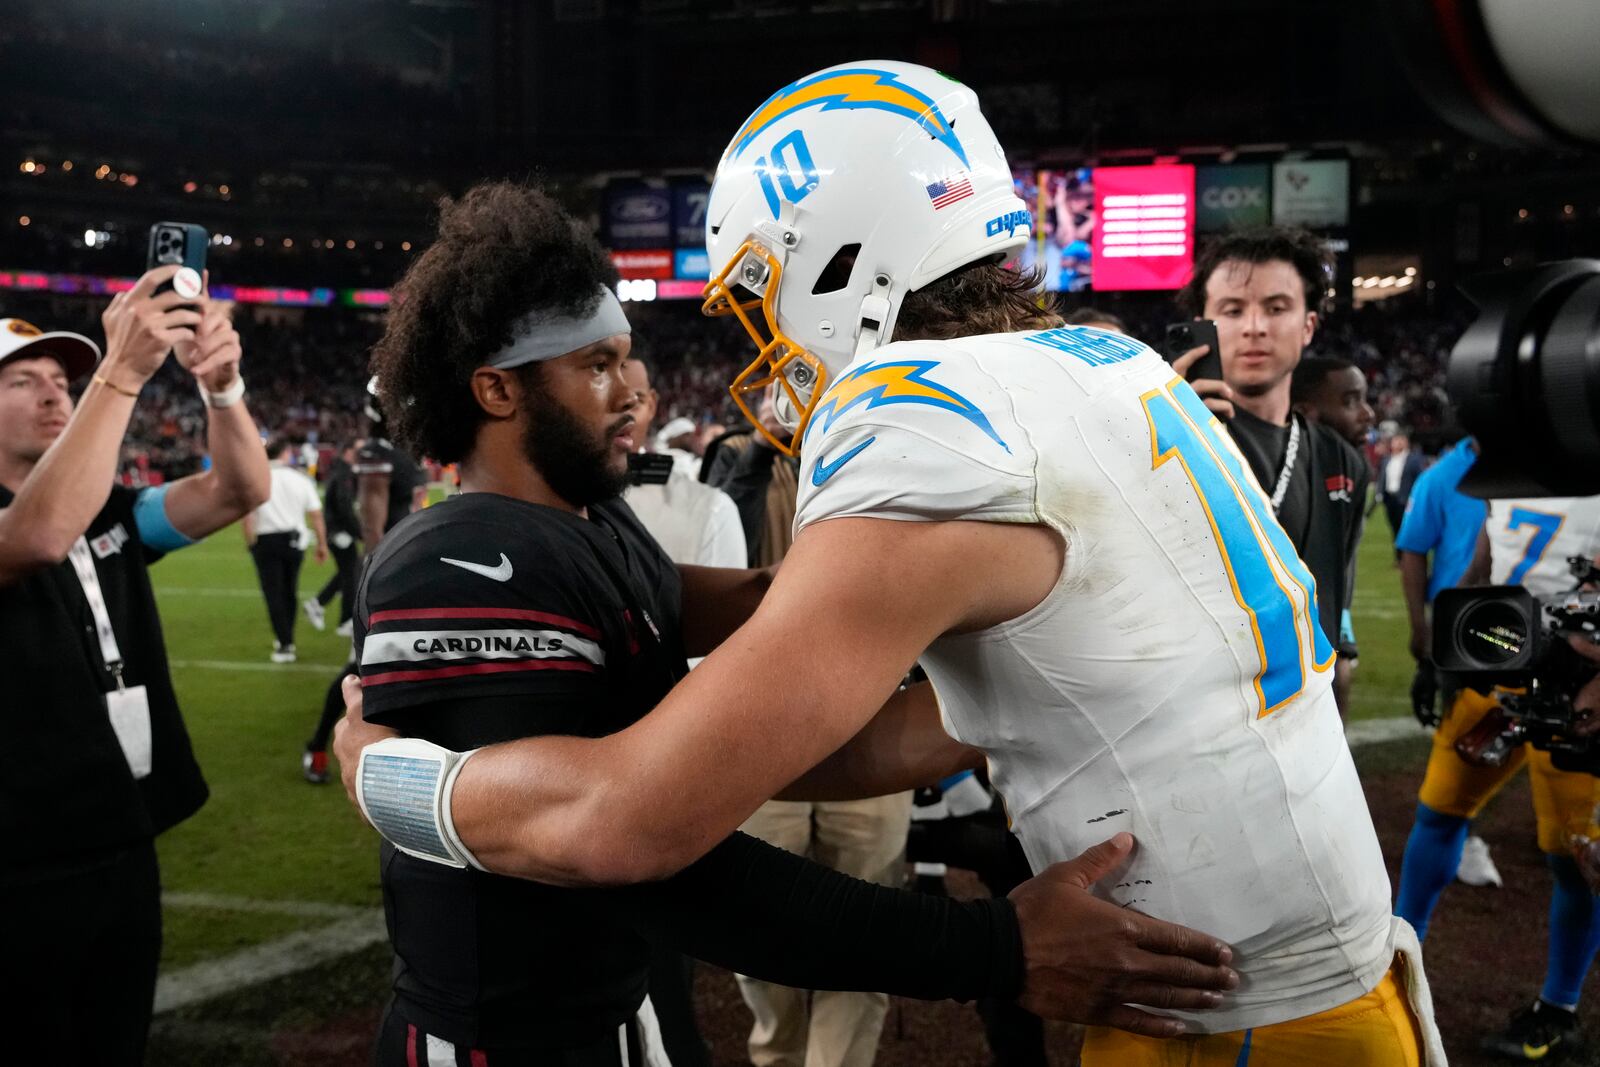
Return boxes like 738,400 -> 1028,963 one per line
520,387 -> 631,508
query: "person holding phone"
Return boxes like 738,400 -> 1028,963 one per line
1173,227 -> 1371,719
0,264 -> 270,1066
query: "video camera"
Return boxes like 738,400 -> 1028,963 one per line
1433,556 -> 1600,772
1447,259 -> 1600,500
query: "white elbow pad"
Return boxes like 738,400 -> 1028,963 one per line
356,738 -> 484,870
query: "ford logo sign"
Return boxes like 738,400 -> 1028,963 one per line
612,196 -> 669,223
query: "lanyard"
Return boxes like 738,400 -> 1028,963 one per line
1269,416 -> 1301,516
66,536 -> 126,691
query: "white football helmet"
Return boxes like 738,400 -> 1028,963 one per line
702,61 -> 1031,454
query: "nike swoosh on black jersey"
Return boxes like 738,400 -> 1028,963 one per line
440,553 -> 514,582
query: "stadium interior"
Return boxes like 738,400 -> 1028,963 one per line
6,0 -> 1600,1064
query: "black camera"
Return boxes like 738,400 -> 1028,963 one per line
1433,557 -> 1600,772
1447,259 -> 1600,499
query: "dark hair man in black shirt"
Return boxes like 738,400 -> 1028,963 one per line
1291,356 -> 1376,451
0,269 -> 271,1065
1175,228 -> 1372,719
334,181 -> 1235,1065
1291,355 -> 1377,712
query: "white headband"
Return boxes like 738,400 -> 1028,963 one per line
488,286 -> 632,369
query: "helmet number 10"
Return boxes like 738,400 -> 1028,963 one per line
755,130 -> 821,219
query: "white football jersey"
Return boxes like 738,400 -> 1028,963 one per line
1486,496 -> 1600,597
794,328 -> 1394,1033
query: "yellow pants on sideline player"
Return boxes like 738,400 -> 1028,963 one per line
1421,688 -> 1600,853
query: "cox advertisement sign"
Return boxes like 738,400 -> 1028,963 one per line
1195,165 -> 1270,232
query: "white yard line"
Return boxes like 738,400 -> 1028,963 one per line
1346,716 -> 1432,747
155,586 -> 328,598
154,908 -> 386,1015
163,891 -> 368,920
169,658 -> 347,674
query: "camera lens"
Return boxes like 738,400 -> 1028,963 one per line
1458,600 -> 1529,666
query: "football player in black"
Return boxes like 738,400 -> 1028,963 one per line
302,381 -> 427,782
337,182 -> 1237,1066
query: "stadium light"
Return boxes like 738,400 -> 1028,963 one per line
18,216 -> 29,226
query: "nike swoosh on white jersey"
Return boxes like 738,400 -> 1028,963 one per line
439,553 -> 514,582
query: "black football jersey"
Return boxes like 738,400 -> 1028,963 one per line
352,437 -> 427,536
354,491 -> 688,1049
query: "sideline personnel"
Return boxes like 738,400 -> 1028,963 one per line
0,271 -> 270,1065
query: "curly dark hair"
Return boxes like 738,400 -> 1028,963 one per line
1176,227 -> 1333,319
369,181 -> 619,463
894,262 -> 1064,342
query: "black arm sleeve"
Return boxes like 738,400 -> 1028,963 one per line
616,830 -> 1023,1004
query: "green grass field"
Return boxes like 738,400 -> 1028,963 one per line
153,531 -> 381,973
150,505 -> 1419,981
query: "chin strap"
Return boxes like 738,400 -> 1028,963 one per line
853,272 -> 895,359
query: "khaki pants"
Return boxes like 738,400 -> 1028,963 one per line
735,794 -> 914,1067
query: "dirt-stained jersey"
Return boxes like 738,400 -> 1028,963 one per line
794,326 -> 1394,1033
1486,496 -> 1600,597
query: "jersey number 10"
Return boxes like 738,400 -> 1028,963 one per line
1142,380 -> 1334,718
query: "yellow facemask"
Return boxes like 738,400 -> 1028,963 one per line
701,240 -> 829,457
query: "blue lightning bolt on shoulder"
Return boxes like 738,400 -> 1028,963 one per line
802,359 -> 1008,453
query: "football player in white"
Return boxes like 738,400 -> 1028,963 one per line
338,61 -> 1440,1064
1398,495 -> 1600,1061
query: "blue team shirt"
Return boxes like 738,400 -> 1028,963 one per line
1394,438 -> 1487,601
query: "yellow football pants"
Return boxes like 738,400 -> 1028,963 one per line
1081,964 -> 1421,1066
1419,688 -> 1600,854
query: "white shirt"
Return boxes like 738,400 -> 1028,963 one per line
794,328 -> 1394,1034
624,453 -> 746,569
254,464 -> 322,548
1487,495 -> 1600,595
626,454 -> 746,671
1385,451 -> 1409,495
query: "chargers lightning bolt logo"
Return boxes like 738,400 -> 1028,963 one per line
803,359 -> 1009,456
727,68 -> 969,168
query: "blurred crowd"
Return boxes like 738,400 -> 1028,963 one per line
3,287 -> 1476,487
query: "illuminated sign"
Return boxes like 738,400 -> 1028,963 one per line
1092,164 -> 1194,291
